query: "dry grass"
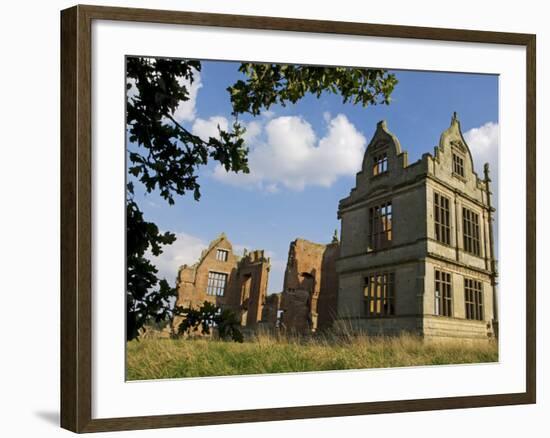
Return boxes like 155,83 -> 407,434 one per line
126,332 -> 498,380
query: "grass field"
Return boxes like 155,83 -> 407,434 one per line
126,332 -> 498,380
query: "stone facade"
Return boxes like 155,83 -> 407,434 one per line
280,236 -> 340,332
174,233 -> 270,328
336,114 -> 498,340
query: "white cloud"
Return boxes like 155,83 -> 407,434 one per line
243,120 -> 262,143
192,116 -> 229,141
261,110 -> 276,120
464,122 -> 499,178
147,232 -> 207,287
213,114 -> 366,191
192,117 -> 263,144
171,70 -> 203,123
265,183 -> 280,194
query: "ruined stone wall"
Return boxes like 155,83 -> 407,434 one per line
175,235 -> 241,312
317,242 -> 340,329
280,289 -> 311,332
174,234 -> 270,331
281,238 -> 340,332
236,250 -> 271,327
174,233 -> 339,335
261,293 -> 282,327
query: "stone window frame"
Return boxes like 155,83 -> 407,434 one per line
215,248 -> 229,262
206,271 -> 228,296
462,206 -> 481,256
434,269 -> 453,317
363,272 -> 395,317
464,277 -> 484,320
372,151 -> 388,176
452,152 -> 465,178
368,201 -> 393,251
434,191 -> 451,245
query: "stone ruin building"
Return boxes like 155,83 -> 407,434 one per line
173,233 -> 270,330
336,114 -> 498,340
173,232 -> 339,335
278,235 -> 340,332
173,114 -> 497,340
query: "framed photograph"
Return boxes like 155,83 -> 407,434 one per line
60,4 -> 536,433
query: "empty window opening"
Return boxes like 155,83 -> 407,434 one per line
373,152 -> 388,176
464,278 -> 484,320
207,271 -> 227,296
369,202 -> 392,251
453,153 -> 465,177
364,273 -> 395,317
462,207 -> 481,256
434,192 -> 451,245
434,269 -> 453,317
216,249 -> 229,262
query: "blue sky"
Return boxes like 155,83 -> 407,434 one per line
130,60 -> 499,293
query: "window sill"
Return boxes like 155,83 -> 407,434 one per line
371,171 -> 389,179
367,246 -> 393,254
452,172 -> 467,182
462,250 -> 483,259
362,315 -> 396,319
432,239 -> 454,248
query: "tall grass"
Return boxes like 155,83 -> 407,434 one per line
126,332 -> 498,380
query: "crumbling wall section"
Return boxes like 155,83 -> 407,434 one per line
281,237 -> 340,332
261,292 -> 282,327
236,249 -> 271,327
174,234 -> 271,333
317,242 -> 340,330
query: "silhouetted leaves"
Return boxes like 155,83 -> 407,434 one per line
176,301 -> 244,343
126,197 -> 176,341
229,63 -> 397,117
127,57 -> 250,205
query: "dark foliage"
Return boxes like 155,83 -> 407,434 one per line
176,301 -> 244,343
229,63 -> 397,116
126,198 -> 176,341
